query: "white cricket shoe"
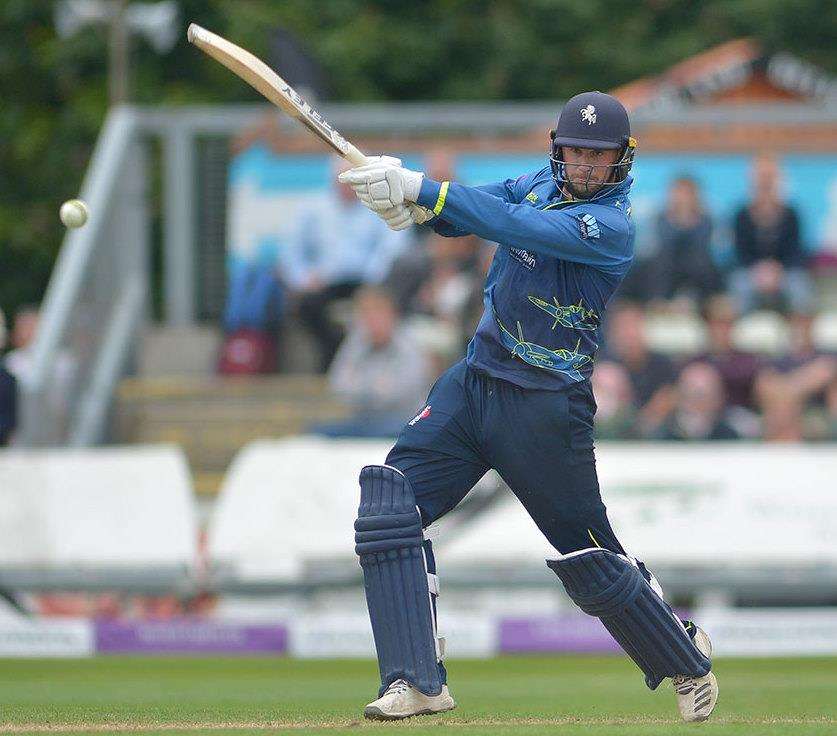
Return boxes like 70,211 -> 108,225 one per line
673,626 -> 718,722
363,678 -> 456,721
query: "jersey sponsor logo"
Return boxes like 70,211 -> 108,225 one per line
581,104 -> 597,125
577,213 -> 601,239
509,247 -> 537,270
525,191 -> 539,204
408,405 -> 431,426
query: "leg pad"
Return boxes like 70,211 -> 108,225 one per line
547,548 -> 711,689
355,465 -> 442,696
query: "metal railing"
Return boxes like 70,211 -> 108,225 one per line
20,107 -> 149,446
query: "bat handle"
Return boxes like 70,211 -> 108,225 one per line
344,144 -> 370,167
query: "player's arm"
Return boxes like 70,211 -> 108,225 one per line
428,176 -> 530,238
338,160 -> 630,271
417,178 -> 632,273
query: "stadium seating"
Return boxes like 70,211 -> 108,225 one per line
206,437 -> 390,584
0,445 -> 197,591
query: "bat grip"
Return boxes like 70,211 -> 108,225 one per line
344,144 -> 369,167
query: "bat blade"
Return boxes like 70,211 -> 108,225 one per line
187,23 -> 367,166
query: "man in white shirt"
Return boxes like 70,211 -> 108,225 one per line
282,160 -> 412,371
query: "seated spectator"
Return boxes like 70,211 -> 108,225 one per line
591,360 -> 637,439
312,286 -> 431,437
385,150 -> 458,314
281,158 -> 412,372
755,313 -> 836,441
648,176 -> 722,308
656,362 -> 739,441
729,154 -> 814,314
3,305 -> 40,386
0,309 -> 17,446
460,242 -> 497,355
601,301 -> 677,437
4,305 -> 75,411
399,233 -> 483,372
413,235 -> 480,322
218,252 -> 284,375
691,295 -> 762,437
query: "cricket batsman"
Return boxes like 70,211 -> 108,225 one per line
339,92 -> 719,722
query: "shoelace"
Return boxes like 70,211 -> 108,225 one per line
384,679 -> 410,696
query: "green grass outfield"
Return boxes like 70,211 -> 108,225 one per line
1,656 -> 835,735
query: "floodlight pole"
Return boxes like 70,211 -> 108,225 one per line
57,0 -> 179,104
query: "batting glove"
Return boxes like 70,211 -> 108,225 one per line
339,158 -> 424,211
378,204 -> 415,231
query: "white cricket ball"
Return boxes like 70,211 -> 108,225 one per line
60,199 -> 89,229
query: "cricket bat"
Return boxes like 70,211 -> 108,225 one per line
187,23 -> 368,166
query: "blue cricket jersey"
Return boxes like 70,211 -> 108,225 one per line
415,166 -> 635,391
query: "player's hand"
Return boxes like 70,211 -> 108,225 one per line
339,159 -> 424,210
377,204 -> 415,231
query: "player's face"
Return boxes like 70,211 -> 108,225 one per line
561,146 -> 620,196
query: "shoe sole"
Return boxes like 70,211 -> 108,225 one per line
364,703 -> 456,721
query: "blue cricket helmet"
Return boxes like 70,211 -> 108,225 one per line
549,91 -> 637,198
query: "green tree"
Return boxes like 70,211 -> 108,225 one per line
1,0 -> 834,318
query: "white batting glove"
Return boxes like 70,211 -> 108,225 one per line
378,204 -> 415,231
339,160 -> 424,211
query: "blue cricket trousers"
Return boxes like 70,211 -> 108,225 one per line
386,359 -> 628,556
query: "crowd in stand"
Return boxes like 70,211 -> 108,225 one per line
0,306 -> 44,447
247,152 -> 835,441
2,154 -> 835,446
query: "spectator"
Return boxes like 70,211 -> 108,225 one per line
755,313 -> 836,441
691,295 -> 762,437
3,306 -> 77,436
3,305 -> 40,386
730,154 -> 813,314
648,176 -> 722,308
656,362 -> 739,441
394,233 -> 483,373
5,305 -> 76,392
218,254 -> 284,375
413,234 -> 479,322
282,158 -> 411,372
601,301 -> 677,437
313,286 -> 431,437
460,242 -> 497,354
591,360 -> 637,439
0,309 -> 17,446
385,150 -> 458,313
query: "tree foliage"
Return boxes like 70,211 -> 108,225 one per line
1,0 -> 834,315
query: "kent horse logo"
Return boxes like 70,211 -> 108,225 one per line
580,104 -> 597,125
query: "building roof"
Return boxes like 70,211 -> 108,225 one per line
611,39 -> 836,114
